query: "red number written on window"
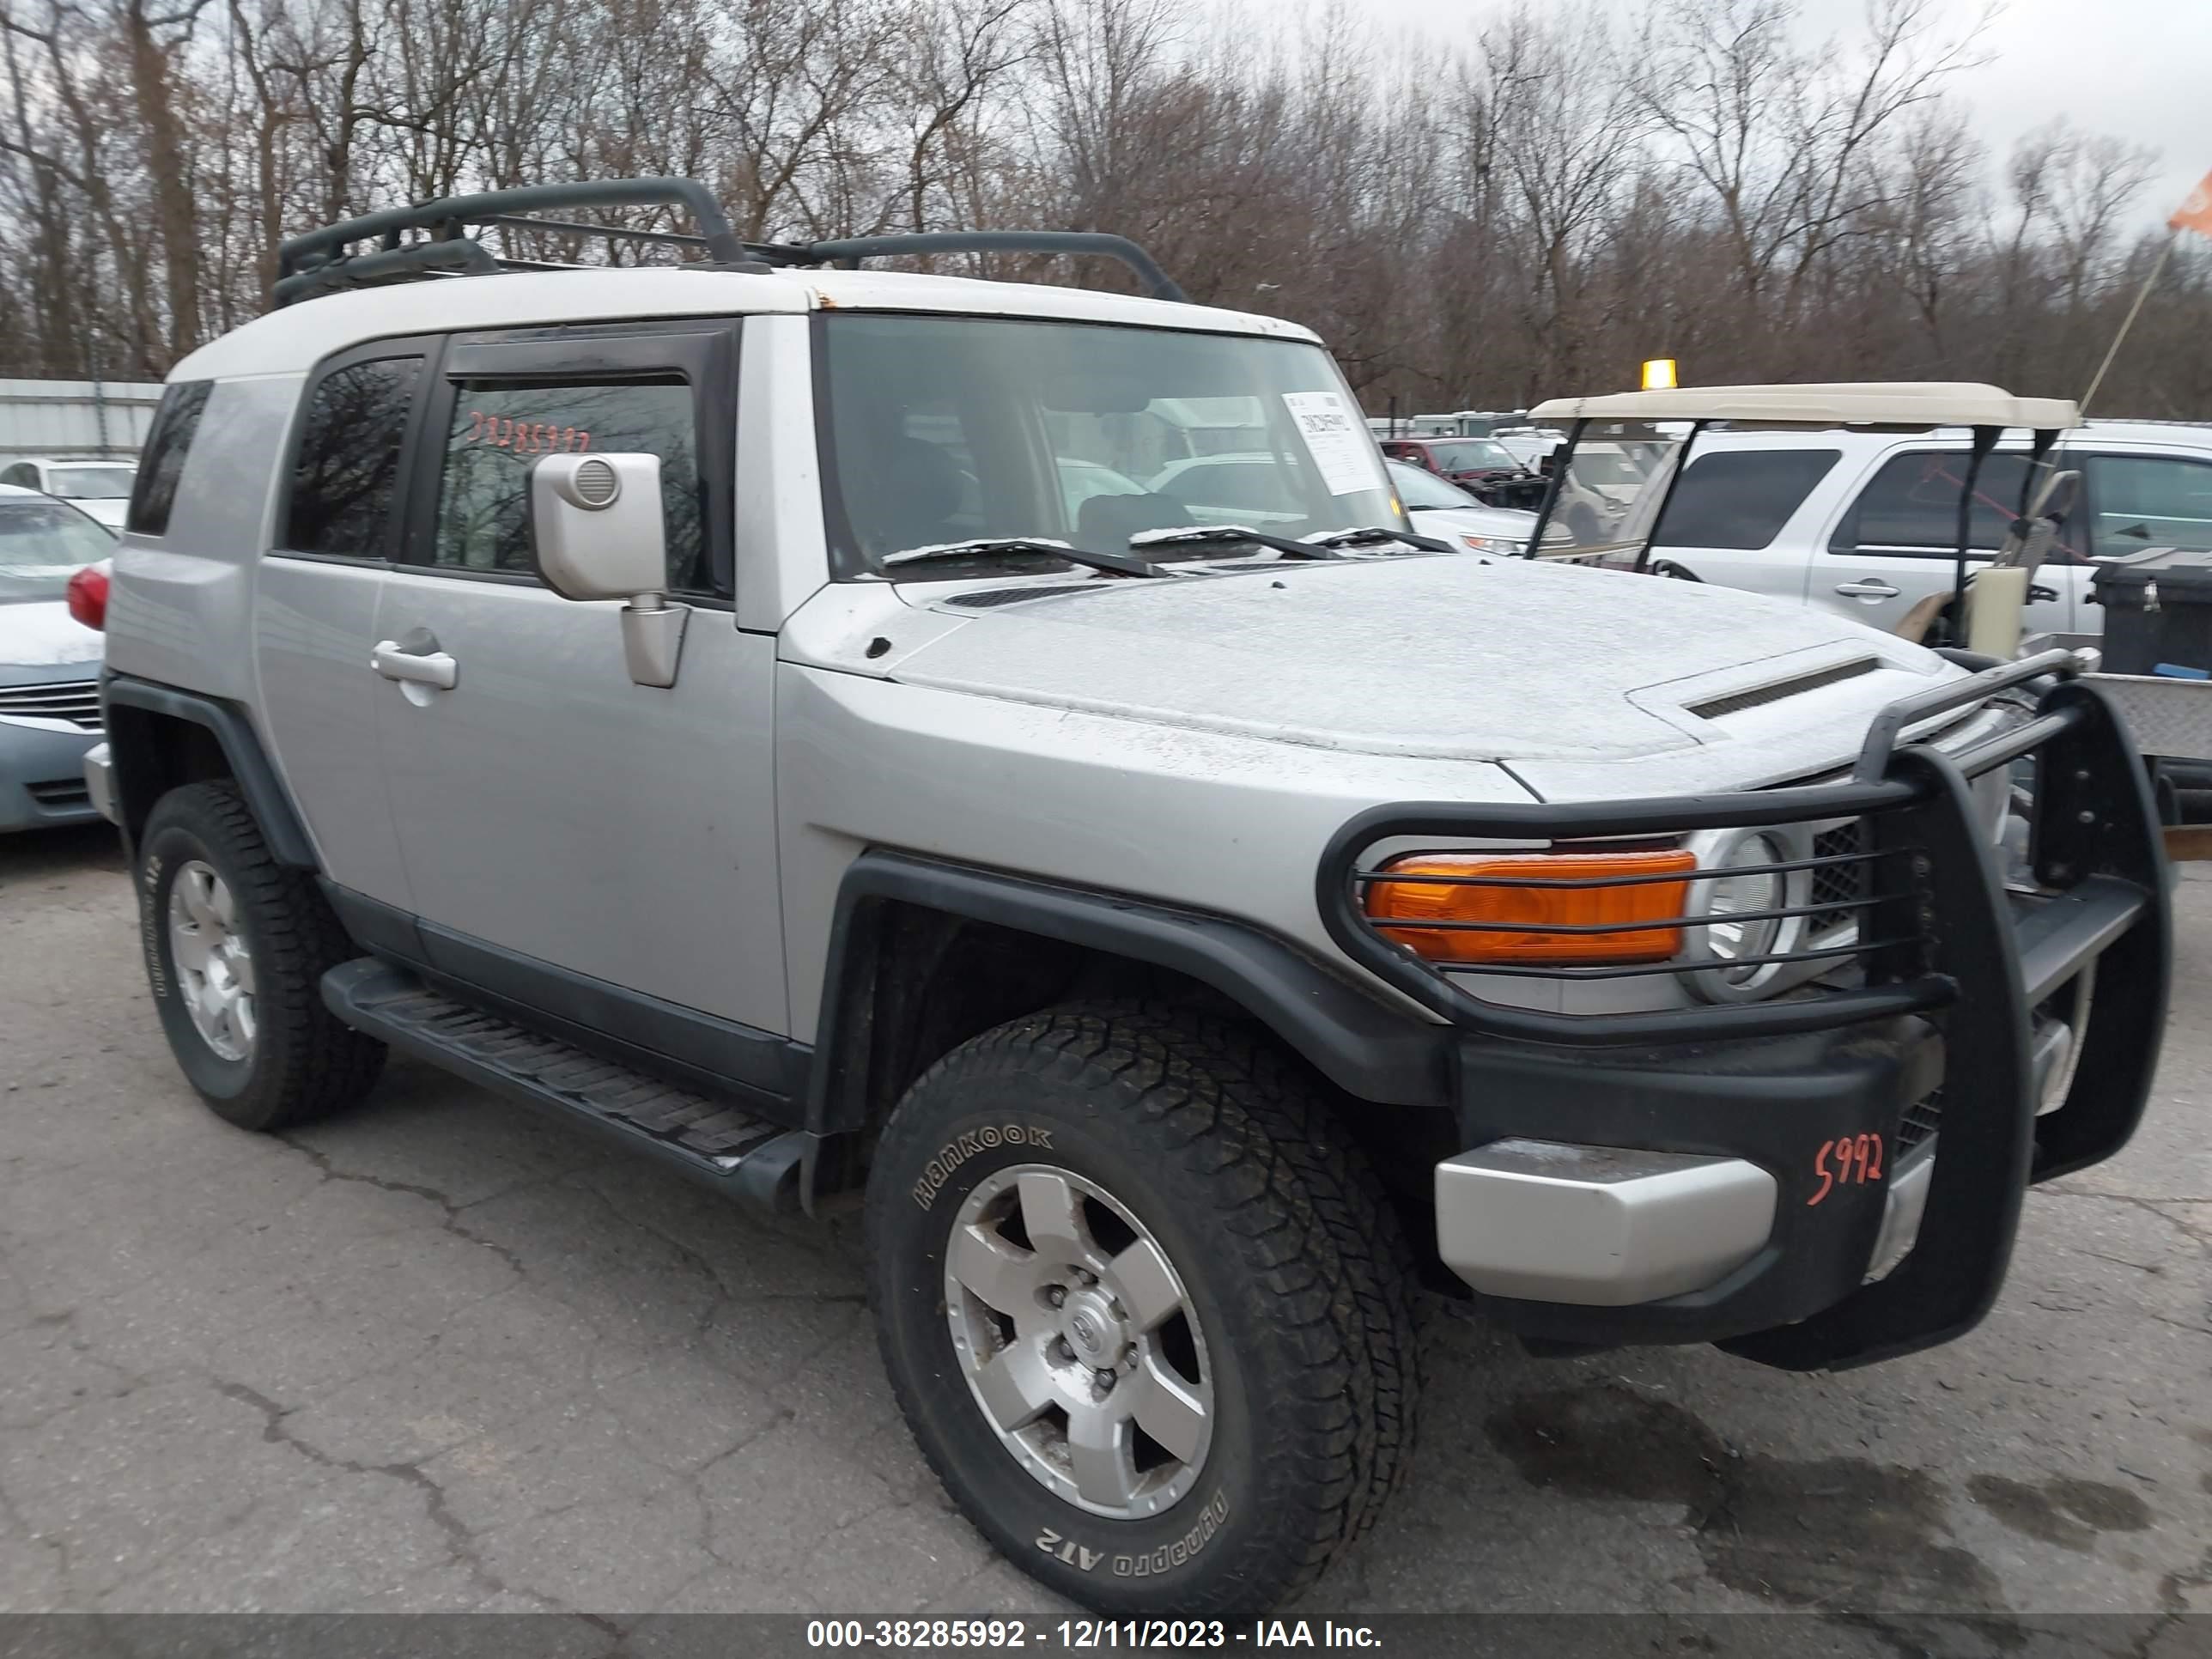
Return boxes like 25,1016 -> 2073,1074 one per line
465,410 -> 591,453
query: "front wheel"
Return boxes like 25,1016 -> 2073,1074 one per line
866,1003 -> 1417,1620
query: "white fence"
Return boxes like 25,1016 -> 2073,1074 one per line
0,378 -> 166,461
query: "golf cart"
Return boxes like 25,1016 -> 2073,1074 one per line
1524,381 -> 2212,842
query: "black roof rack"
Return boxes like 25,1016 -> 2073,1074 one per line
271,178 -> 1188,307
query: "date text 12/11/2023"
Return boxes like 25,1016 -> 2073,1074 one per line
805,1620 -> 1382,1649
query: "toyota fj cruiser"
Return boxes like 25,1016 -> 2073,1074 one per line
86,179 -> 2170,1620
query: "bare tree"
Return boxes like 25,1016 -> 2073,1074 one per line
0,0 -> 2199,417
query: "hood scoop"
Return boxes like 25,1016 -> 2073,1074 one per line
941,582 -> 1112,610
1684,657 -> 1878,722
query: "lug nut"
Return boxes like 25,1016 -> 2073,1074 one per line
1094,1369 -> 1116,1390
1047,1286 -> 1066,1308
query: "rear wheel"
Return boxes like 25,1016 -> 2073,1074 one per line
139,782 -> 385,1131
866,1001 -> 1416,1619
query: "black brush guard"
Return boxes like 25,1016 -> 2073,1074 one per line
1316,652 -> 2171,1370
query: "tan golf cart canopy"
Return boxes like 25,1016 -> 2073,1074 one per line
1530,381 -> 2081,430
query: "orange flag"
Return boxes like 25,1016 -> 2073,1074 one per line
2171,169 -> 2212,239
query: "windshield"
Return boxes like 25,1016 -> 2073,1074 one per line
0,501 -> 112,602
818,314 -> 1400,580
1389,461 -> 1478,510
1427,441 -> 1516,473
1542,423 -> 1683,568
46,464 -> 136,500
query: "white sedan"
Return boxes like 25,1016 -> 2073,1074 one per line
0,483 -> 116,830
1387,460 -> 1540,555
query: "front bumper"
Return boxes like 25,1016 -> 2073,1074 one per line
1432,1008 -> 2075,1318
1322,656 -> 2170,1370
1437,1139 -> 1779,1306
82,740 -> 118,823
0,718 -> 103,830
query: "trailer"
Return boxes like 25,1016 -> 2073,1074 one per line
0,378 -> 165,461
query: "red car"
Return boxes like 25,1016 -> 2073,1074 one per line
1378,436 -> 1546,510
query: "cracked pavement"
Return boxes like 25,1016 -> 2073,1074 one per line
2,824 -> 2208,1627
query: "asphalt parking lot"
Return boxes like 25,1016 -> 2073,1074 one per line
2,823 -> 2208,1632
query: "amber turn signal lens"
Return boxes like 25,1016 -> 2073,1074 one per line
1363,848 -> 1697,964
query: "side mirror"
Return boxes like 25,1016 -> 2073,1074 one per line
530,453 -> 666,600
528,453 -> 689,689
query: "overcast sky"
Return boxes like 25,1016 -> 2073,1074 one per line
1353,0 -> 2209,229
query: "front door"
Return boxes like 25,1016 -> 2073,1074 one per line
372,321 -> 788,1042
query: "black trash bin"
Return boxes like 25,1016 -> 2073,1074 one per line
2089,548 -> 2212,678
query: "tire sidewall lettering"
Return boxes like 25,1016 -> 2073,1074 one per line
909,1121 -> 1054,1210
1031,1488 -> 1231,1577
140,849 -> 171,1000
1109,1490 -> 1231,1578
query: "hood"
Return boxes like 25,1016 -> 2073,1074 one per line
890,554 -> 1953,764
69,499 -> 129,530
0,600 -> 103,672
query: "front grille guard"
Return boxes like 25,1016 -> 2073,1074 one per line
1316,651 -> 2172,1369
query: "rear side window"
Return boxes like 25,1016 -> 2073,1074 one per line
283,357 -> 422,556
127,380 -> 213,536
429,377 -> 708,592
1654,449 -> 1840,550
1831,451 -> 2084,562
2083,453 -> 2212,555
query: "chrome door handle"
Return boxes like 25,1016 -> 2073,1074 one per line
371,640 -> 459,689
1833,580 -> 1901,599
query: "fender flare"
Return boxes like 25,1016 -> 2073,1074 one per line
805,849 -> 1453,1133
103,675 -> 319,869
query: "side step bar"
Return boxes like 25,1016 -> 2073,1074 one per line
321,958 -> 809,1213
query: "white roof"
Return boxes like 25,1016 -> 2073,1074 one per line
1530,381 -> 2081,431
171,264 -> 1316,380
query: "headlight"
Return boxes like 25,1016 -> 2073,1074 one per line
1705,836 -> 1784,968
1682,828 -> 1812,1001
1459,533 -> 1523,555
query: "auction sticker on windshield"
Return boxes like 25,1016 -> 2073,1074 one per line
1283,391 -> 1381,495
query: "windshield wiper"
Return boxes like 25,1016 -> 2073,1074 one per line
1307,526 -> 1458,554
1127,525 -> 1346,561
879,538 -> 1169,579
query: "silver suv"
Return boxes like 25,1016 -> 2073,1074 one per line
1613,420 -> 2212,639
86,180 -> 2171,1620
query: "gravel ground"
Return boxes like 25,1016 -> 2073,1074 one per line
1,823 -> 2206,1634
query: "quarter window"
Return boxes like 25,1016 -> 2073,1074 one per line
284,357 -> 422,556
127,380 -> 213,536
430,377 -> 708,592
1830,451 -> 2083,562
1654,449 -> 1840,550
2083,453 -> 2212,556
